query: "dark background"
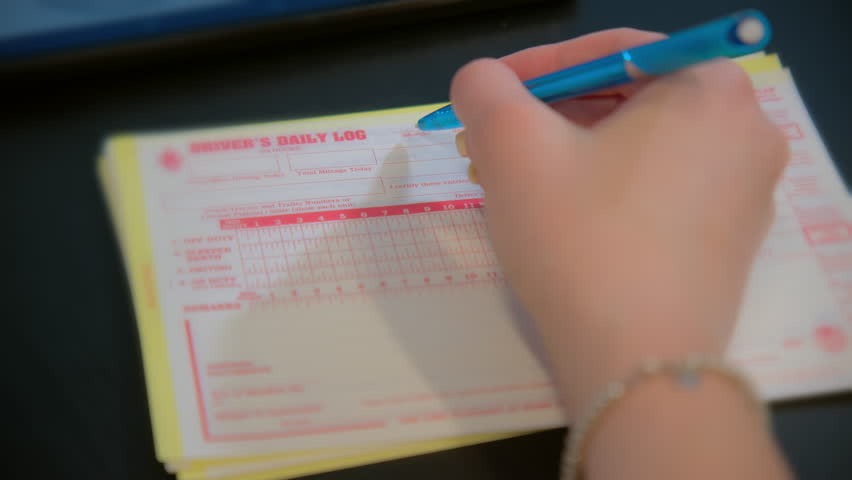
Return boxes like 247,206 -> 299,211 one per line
8,0 -> 852,479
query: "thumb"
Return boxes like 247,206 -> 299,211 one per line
450,58 -> 582,190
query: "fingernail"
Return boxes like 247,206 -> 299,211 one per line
467,162 -> 479,185
455,130 -> 468,157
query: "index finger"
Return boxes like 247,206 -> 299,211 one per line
502,28 -> 666,81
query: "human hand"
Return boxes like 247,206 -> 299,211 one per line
450,29 -> 789,416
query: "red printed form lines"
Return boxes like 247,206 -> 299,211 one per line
286,138 -> 458,171
185,320 -> 387,442
222,199 -> 501,301
377,142 -> 458,164
762,91 -> 852,323
185,319 -> 212,440
288,147 -> 377,171
164,177 -> 385,211
187,312 -> 553,441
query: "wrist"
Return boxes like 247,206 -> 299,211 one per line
580,365 -> 788,480
530,297 -> 738,419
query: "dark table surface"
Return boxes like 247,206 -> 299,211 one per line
9,0 -> 852,479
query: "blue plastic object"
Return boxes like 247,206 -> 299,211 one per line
417,9 -> 772,130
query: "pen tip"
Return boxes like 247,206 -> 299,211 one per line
417,105 -> 461,131
416,118 -> 433,131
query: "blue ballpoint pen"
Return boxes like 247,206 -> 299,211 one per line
417,9 -> 771,131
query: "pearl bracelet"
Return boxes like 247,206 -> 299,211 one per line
560,354 -> 768,480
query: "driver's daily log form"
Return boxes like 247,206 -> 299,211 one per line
98,54 -> 852,477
